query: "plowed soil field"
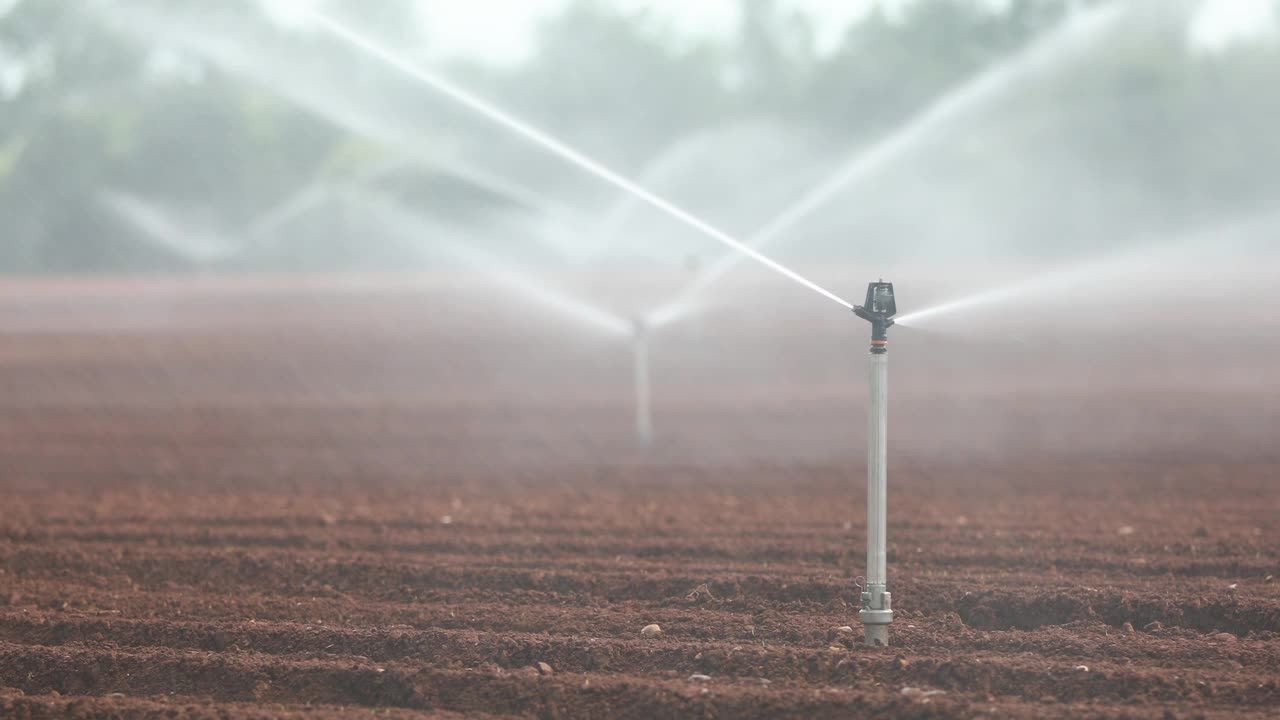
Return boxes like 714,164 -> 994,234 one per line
1,275 -> 1277,719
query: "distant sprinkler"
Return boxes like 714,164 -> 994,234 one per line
631,318 -> 652,449
853,280 -> 896,647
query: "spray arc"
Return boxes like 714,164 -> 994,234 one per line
853,281 -> 896,646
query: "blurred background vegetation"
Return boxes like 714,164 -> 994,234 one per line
1,0 -> 1277,273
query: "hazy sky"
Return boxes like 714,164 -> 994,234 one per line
413,0 -> 881,63
260,0 -> 1279,65
1189,0 -> 1280,51
397,0 -> 1276,64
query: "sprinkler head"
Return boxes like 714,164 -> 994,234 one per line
853,280 -> 896,350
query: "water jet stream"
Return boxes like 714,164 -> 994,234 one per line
644,2 -> 1125,328
297,5 -> 854,312
98,190 -> 237,263
339,191 -> 633,338
104,180 -> 635,337
593,122 -> 827,264
895,210 -> 1280,327
349,191 -> 653,447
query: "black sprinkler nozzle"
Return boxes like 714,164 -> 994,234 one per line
854,280 -> 896,350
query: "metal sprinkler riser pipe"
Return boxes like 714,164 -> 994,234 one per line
854,281 -> 896,646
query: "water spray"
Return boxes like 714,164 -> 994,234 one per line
111,1 -> 864,452
295,5 -> 853,314
644,2 -> 1124,329
281,5 -> 866,453
853,280 -> 897,646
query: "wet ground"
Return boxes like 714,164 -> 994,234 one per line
1,275 -> 1277,718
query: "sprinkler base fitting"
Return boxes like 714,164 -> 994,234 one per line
859,585 -> 893,647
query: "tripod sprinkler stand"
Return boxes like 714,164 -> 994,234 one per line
854,280 -> 897,646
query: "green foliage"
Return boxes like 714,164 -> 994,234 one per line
806,0 -> 1073,140
489,0 -> 730,167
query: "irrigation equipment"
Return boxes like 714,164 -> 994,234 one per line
853,281 -> 897,646
238,3 -> 862,452
100,2 -> 858,449
631,318 -> 653,449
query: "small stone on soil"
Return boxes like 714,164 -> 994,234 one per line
1122,622 -> 1135,633
1117,525 -> 1136,536
1074,665 -> 1089,672
688,674 -> 712,682
641,623 -> 662,638
901,687 -> 946,698
537,661 -> 554,675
